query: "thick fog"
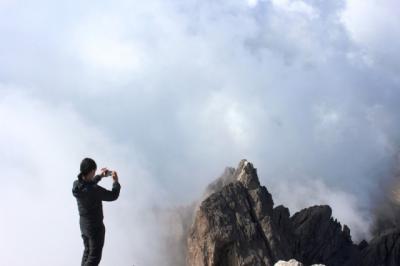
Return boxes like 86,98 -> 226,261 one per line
1,0 -> 400,265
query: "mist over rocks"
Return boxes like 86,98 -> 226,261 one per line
155,203 -> 197,266
370,155 -> 400,237
185,159 -> 400,266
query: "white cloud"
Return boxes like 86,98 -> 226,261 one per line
247,0 -> 259,7
313,103 -> 343,145
271,0 -> 319,19
201,92 -> 251,148
69,14 -> 146,84
341,0 -> 400,72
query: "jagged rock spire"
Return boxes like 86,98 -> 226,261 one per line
187,159 -> 383,266
234,159 -> 261,190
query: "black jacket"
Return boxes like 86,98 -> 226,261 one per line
72,174 -> 121,231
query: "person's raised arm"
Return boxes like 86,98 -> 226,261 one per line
97,171 -> 121,201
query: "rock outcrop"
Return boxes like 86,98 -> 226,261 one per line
186,159 -> 400,266
360,227 -> 400,266
290,205 -> 360,266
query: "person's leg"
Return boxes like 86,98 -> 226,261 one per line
81,234 -> 90,266
84,224 -> 105,266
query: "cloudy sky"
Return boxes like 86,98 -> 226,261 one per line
1,0 -> 400,265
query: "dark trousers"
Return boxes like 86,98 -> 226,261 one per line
81,223 -> 106,266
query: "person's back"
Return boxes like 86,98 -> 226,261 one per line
72,158 -> 121,266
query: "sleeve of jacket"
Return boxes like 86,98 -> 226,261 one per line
97,181 -> 121,201
93,174 -> 103,184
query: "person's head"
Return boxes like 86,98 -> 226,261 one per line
78,157 -> 97,181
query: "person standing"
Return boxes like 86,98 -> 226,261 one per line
72,158 -> 121,266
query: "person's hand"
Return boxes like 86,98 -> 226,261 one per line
112,171 -> 119,182
100,167 -> 109,177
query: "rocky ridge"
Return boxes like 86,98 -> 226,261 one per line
186,159 -> 400,266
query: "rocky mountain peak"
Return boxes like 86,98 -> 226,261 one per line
186,159 -> 400,266
234,159 -> 260,190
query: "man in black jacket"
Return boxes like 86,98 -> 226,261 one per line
72,158 -> 121,266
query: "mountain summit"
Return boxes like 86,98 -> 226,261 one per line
186,159 -> 400,266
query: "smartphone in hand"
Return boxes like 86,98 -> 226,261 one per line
105,170 -> 113,177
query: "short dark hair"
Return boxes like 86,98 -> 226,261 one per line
78,157 -> 97,179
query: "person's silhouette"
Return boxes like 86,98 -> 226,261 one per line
72,158 -> 121,266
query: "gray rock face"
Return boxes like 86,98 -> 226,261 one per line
187,180 -> 274,265
187,159 -> 300,265
187,159 -> 400,266
187,160 -> 283,266
290,205 -> 360,266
